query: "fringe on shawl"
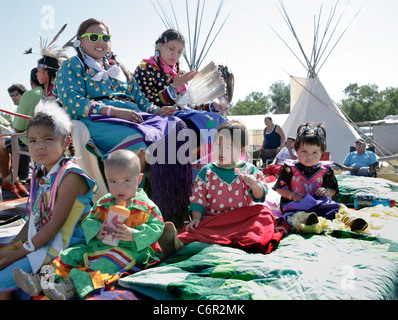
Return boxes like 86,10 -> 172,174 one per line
149,119 -> 192,228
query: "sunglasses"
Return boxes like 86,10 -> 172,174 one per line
81,33 -> 111,43
9,93 -> 20,97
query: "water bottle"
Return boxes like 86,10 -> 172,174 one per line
102,200 -> 130,246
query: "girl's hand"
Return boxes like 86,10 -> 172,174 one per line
290,192 -> 304,202
241,174 -> 259,189
185,218 -> 201,231
155,106 -> 177,117
241,174 -> 266,200
96,222 -> 108,240
315,187 -> 334,198
172,70 -> 198,89
112,223 -> 134,242
0,249 -> 25,270
111,107 -> 143,124
212,102 -> 229,114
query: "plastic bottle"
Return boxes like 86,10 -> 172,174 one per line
102,200 -> 130,246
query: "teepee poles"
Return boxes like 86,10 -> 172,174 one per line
152,0 -> 230,70
271,0 -> 361,78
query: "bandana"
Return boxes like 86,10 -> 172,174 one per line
143,56 -> 187,93
83,54 -> 126,83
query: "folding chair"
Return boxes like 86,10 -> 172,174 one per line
349,145 -> 379,177
0,125 -> 30,183
10,132 -> 30,183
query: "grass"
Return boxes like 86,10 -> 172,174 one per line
376,159 -> 398,183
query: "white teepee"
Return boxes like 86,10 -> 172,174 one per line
285,76 -> 360,163
272,1 -> 362,163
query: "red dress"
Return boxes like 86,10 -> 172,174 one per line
177,162 -> 284,254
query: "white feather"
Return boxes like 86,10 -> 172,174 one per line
34,100 -> 72,137
177,62 -> 226,106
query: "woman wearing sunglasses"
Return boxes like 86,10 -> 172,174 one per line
53,18 -> 193,228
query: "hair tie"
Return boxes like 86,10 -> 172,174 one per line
314,126 -> 326,145
297,125 -> 310,140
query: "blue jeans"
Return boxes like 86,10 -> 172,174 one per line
0,256 -> 31,293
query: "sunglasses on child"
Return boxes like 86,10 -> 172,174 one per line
81,33 -> 111,43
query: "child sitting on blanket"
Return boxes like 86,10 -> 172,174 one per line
0,102 -> 97,300
158,120 -> 285,257
14,149 -> 164,300
273,122 -> 368,233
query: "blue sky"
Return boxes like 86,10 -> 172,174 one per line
1,0 -> 397,114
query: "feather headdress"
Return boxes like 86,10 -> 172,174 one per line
24,24 -> 69,65
34,100 -> 72,137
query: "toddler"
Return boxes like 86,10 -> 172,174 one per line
274,122 -> 368,233
14,149 -> 164,300
159,120 -> 284,257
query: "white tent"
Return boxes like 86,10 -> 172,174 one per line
271,1 -> 361,163
362,116 -> 398,155
283,76 -> 360,163
228,113 -> 289,147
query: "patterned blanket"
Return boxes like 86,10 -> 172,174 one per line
118,231 -> 398,300
334,175 -> 398,206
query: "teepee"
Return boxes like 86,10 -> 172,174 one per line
152,0 -> 230,70
271,0 -> 362,163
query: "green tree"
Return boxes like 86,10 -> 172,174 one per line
380,87 -> 398,116
341,83 -> 381,122
268,80 -> 290,114
228,91 -> 271,115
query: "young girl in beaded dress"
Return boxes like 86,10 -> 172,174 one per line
0,102 -> 97,300
158,120 -> 285,257
273,122 -> 368,233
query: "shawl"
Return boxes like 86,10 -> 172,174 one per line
143,56 -> 187,93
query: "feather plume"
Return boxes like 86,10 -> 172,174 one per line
34,100 -> 72,137
39,23 -> 69,61
62,35 -> 77,49
217,65 -> 234,108
23,48 -> 33,55
177,61 -> 226,106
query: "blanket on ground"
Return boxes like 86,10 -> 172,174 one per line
118,231 -> 398,300
334,175 -> 398,206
